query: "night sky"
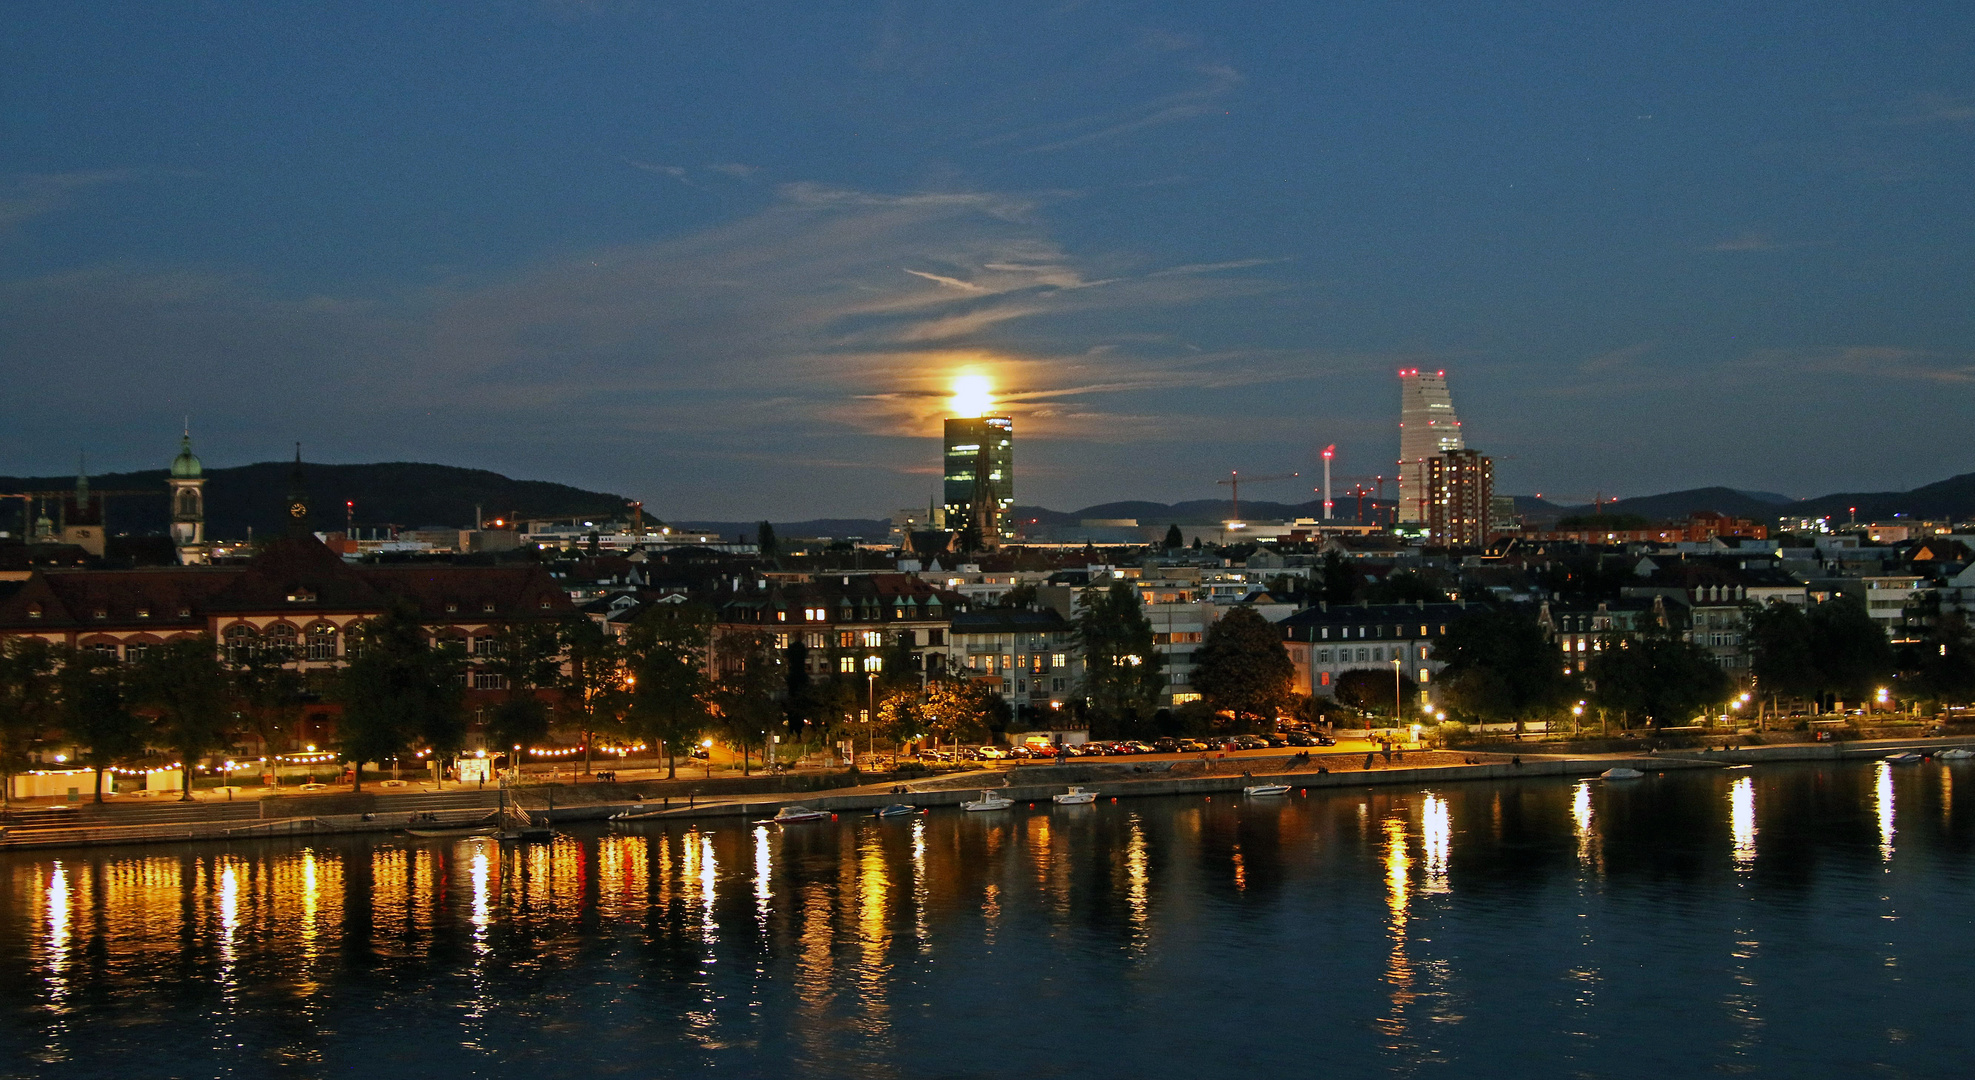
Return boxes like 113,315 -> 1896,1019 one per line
4,2 -> 1972,518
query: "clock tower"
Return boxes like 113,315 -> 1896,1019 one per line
169,427 -> 207,564
285,444 -> 311,538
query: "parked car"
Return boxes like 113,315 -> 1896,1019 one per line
1285,732 -> 1320,747
1312,732 -> 1337,746
977,746 -> 1008,760
1265,733 -> 1290,748
1178,740 -> 1209,753
1234,735 -> 1270,750
1151,738 -> 1180,753
689,747 -> 711,760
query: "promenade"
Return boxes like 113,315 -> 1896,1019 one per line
7,732 -> 1974,851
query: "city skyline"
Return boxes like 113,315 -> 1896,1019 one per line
3,3 -> 1973,520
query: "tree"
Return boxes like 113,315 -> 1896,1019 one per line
1434,607 -> 1570,727
1584,632 -> 1732,728
229,641 -> 307,762
1163,523 -> 1184,550
57,648 -> 146,803
623,602 -> 715,779
1911,608 -> 1975,706
1335,667 -> 1410,720
713,629 -> 783,774
1364,570 -> 1444,604
482,619 -> 563,768
0,638 -> 58,806
1747,600 -> 1819,708
1318,551 -> 1359,605
1074,582 -> 1166,728
558,615 -> 626,775
919,678 -> 1000,747
129,636 -> 233,801
1808,596 -> 1895,704
757,521 -> 779,563
336,601 -> 465,791
1190,606 -> 1295,729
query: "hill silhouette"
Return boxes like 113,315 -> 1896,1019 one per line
0,462 -> 631,540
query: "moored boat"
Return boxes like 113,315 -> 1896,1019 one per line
1052,786 -> 1097,805
874,803 -> 918,818
1935,748 -> 1975,761
962,790 -> 1015,812
772,804 -> 832,824
1600,767 -> 1645,780
1884,752 -> 1925,765
1243,783 -> 1291,796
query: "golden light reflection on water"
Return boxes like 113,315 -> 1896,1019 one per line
1124,815 -> 1150,951
1421,794 -> 1450,894
754,825 -> 773,927
1731,776 -> 1757,870
1571,781 -> 1595,869
1877,763 -> 1896,862
43,862 -> 71,1019
1379,817 -> 1416,1047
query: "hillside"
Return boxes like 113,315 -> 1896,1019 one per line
0,462 -> 631,540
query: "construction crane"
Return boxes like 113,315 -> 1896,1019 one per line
1215,470 -> 1300,521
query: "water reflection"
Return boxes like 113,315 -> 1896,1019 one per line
1731,776 -> 1757,870
1422,794 -> 1450,894
1380,817 -> 1416,1050
2,763 -> 1970,1078
1877,763 -> 1896,862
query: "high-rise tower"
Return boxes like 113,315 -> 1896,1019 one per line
1397,369 -> 1463,525
168,428 -> 207,564
942,416 -> 1014,548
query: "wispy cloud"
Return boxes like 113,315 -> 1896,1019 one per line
0,170 -> 136,231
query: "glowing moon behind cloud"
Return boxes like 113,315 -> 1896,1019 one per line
949,373 -> 994,418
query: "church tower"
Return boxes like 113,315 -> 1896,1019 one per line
169,428 -> 207,564
284,444 -> 311,538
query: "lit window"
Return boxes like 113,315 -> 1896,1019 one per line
862,631 -> 883,648
863,655 -> 883,673
839,656 -> 856,673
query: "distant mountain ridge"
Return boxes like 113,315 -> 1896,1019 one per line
1526,472 -> 1975,527
0,462 -> 631,540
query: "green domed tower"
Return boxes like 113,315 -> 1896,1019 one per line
169,428 -> 206,564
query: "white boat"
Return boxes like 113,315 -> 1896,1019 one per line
1601,767 -> 1645,780
772,805 -> 832,823
405,823 -> 497,839
1052,786 -> 1097,805
1883,752 -> 1924,765
961,790 -> 1015,812
1935,748 -> 1975,761
1243,783 -> 1291,796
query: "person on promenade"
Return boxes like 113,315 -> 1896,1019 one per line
1365,752 -> 1376,770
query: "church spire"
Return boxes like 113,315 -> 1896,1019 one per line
285,443 -> 311,537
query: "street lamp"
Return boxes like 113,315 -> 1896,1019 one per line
1391,658 -> 1403,733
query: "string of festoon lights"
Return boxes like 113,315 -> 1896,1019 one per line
517,743 -> 649,758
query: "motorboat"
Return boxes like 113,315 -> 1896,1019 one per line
772,805 -> 832,824
874,803 -> 918,818
962,790 -> 1015,812
1935,748 -> 1975,761
1243,783 -> 1292,797
1884,752 -> 1925,764
1600,767 -> 1645,780
1052,787 -> 1097,805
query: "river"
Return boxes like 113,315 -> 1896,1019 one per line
3,760 -> 1972,1078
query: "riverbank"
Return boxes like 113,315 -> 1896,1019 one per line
9,733 -> 1973,851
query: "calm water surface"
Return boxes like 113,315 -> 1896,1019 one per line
4,762 -> 1974,1079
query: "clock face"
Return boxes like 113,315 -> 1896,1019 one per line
290,502 -> 308,518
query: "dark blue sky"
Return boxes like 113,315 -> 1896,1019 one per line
4,1 -> 1972,518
